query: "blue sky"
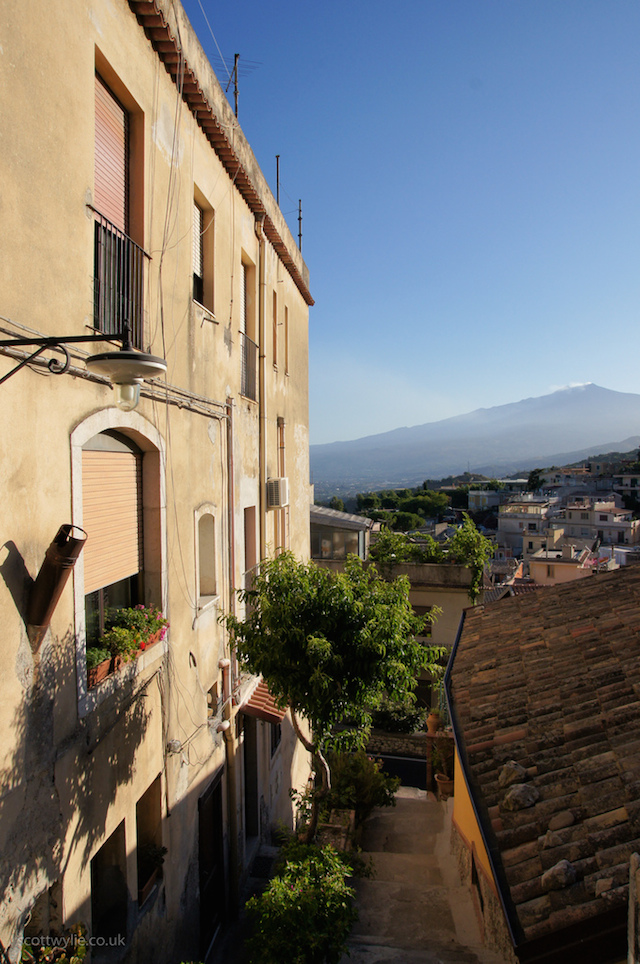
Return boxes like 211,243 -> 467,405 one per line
181,0 -> 640,445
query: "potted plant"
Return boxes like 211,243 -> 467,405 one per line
426,707 -> 442,735
101,625 -> 141,668
432,736 -> 454,799
86,646 -> 112,688
137,841 -> 167,905
105,604 -> 169,652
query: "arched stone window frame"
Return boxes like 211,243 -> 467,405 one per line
195,502 -> 219,614
70,409 -> 167,717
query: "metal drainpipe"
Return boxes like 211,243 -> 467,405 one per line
218,657 -> 239,915
27,525 -> 87,649
255,214 -> 267,563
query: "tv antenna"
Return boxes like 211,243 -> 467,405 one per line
209,53 -> 261,118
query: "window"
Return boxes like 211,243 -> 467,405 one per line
72,410 -> 166,714
193,190 -> 214,311
91,822 -> 128,944
82,431 -> 143,645
207,681 -> 222,719
272,290 -> 278,369
276,418 -> 287,552
310,526 -> 360,560
547,565 -> 555,578
284,305 -> 289,374
136,776 -> 164,907
270,722 -> 282,756
243,506 -> 257,595
599,514 -> 608,522
94,72 -> 145,348
581,512 -> 589,520
240,260 -> 257,399
193,201 -> 204,303
196,508 -> 217,605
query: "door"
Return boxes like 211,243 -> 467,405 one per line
198,772 -> 226,959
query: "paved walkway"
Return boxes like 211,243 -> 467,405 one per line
215,787 -> 510,964
341,787 -> 509,964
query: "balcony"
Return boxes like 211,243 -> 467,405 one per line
93,212 -> 146,349
241,332 -> 257,401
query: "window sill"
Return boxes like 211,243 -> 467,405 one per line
80,634 -> 166,718
192,300 -> 217,324
196,595 -> 219,618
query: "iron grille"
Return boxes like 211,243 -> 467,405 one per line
93,212 -> 146,349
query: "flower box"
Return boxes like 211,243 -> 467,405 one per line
87,657 -> 112,689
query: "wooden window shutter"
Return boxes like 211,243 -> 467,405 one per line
82,449 -> 142,594
95,74 -> 128,232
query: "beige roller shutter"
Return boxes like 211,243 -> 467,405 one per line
95,74 -> 127,231
82,449 -> 142,594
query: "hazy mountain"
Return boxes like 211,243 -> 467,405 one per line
311,384 -> 640,497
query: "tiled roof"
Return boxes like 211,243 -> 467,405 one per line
449,566 -> 640,955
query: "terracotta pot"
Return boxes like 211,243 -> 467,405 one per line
426,712 -> 442,735
144,628 -> 163,650
110,653 -> 124,673
87,657 -> 111,689
435,772 -> 454,799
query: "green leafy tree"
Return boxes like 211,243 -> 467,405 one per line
391,511 -> 425,531
328,496 -> 345,512
526,468 -> 543,492
246,844 -> 357,964
445,513 -> 494,600
356,491 -> 380,511
224,552 -> 444,839
370,517 -> 492,601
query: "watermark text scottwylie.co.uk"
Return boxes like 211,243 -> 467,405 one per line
24,934 -> 126,949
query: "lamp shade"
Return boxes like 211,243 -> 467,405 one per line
85,348 -> 166,410
85,349 -> 167,383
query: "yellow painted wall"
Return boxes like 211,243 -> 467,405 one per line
452,751 -> 493,881
0,0 -> 311,958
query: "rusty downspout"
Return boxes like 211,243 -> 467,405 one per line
27,525 -> 87,649
255,214 -> 267,563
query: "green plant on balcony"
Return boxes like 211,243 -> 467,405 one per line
102,604 -> 169,660
85,646 -> 112,670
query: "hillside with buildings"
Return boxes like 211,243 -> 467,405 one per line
310,383 -> 640,497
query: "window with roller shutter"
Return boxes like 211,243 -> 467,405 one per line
93,73 -> 145,347
82,432 -> 143,645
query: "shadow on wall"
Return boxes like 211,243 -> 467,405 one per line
0,539 -> 151,955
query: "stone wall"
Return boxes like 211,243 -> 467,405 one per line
451,821 -> 519,964
366,729 -> 428,758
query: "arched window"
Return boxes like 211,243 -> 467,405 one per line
195,506 -> 217,607
71,410 -> 166,713
82,431 -> 143,645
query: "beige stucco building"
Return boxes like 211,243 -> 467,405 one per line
0,1 -> 313,960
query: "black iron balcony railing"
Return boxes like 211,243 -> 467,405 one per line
241,332 -> 257,401
93,212 -> 147,349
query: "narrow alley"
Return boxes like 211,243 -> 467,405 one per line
342,787 -> 509,964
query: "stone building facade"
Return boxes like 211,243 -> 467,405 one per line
0,1 -> 313,960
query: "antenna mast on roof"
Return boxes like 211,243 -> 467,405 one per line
226,53 -> 240,117
298,199 -> 302,251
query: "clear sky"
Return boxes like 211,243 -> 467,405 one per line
181,0 -> 640,445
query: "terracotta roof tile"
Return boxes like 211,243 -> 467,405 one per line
449,565 -> 640,950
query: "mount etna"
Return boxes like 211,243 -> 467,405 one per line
311,384 -> 640,498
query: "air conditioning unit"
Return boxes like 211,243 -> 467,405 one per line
267,477 -> 289,509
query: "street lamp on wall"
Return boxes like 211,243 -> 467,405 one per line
0,322 -> 166,411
